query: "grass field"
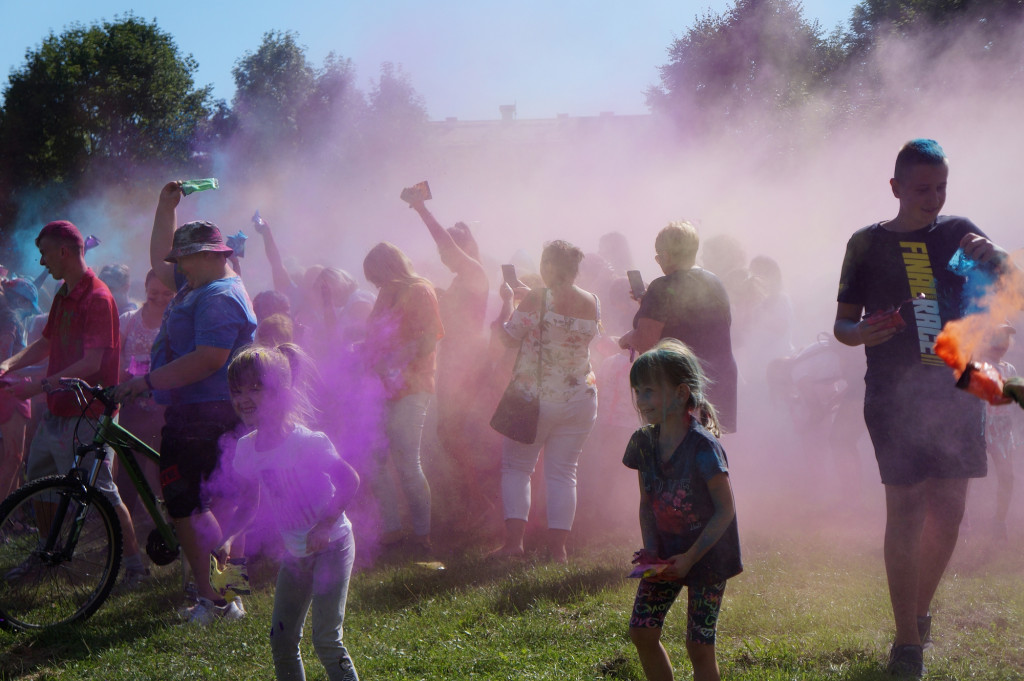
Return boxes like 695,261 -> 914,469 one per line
2,519 -> 1022,681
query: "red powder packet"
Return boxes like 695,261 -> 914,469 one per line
864,308 -> 906,332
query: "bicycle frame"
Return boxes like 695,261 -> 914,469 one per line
88,414 -> 180,556
66,380 -> 180,559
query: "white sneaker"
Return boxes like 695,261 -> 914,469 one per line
183,597 -> 246,625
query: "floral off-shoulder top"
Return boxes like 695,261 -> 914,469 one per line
504,292 -> 599,403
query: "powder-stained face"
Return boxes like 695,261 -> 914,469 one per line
145,276 -> 174,311
230,381 -> 270,428
633,379 -> 689,426
891,162 -> 948,229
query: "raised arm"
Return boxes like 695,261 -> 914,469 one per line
151,182 -> 182,291
410,201 -> 478,274
253,218 -> 295,293
492,282 -> 538,349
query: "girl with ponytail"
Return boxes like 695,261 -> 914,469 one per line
624,338 -> 742,681
220,344 -> 361,681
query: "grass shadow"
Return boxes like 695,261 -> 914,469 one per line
0,569 -> 183,679
492,563 -> 627,615
352,553 -> 541,612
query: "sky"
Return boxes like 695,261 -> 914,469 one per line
1,0 -> 859,121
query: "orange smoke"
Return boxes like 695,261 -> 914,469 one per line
934,327 -> 967,374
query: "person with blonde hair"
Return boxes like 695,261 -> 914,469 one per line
362,242 -> 444,554
620,221 -> 738,433
403,190 -> 491,525
220,343 -> 361,681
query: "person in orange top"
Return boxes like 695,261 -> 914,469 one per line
363,242 -> 444,555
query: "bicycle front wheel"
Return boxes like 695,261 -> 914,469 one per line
0,475 -> 123,632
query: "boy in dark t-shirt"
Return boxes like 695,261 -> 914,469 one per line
834,139 -> 1021,677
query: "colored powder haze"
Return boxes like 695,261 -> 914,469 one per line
3,2 -> 1024,558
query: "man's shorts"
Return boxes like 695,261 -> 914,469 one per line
26,411 -> 122,506
158,401 -> 240,519
864,390 -> 986,486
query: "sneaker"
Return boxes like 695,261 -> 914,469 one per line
182,596 -> 246,625
887,643 -> 924,677
917,614 -> 932,650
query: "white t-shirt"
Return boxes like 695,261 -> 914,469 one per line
233,425 -> 352,557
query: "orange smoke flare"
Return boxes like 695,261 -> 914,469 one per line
934,327 -> 967,373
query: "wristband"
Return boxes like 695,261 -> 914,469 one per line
144,373 -> 155,391
40,377 -> 52,394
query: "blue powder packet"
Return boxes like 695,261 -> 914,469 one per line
947,248 -> 976,275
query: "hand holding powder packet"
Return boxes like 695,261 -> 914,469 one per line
180,178 -> 219,195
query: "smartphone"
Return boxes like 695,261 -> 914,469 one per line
627,270 -> 646,299
501,264 -> 518,287
400,180 -> 432,204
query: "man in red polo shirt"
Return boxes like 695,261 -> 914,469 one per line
0,220 -> 146,587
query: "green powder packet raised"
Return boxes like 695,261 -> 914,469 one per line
180,178 -> 219,195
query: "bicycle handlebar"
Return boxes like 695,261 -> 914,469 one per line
57,377 -> 118,411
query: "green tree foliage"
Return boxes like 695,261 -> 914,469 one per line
231,30 -> 316,155
231,32 -> 374,159
0,14 -> 210,188
365,62 -> 429,155
229,33 -> 426,168
647,0 -> 843,130
847,0 -> 1024,57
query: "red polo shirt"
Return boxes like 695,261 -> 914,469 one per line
41,269 -> 120,417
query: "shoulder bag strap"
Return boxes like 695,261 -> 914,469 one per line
536,288 -> 547,390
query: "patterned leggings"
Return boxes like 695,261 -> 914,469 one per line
629,578 -> 726,646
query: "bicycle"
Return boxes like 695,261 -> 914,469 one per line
0,378 -> 180,632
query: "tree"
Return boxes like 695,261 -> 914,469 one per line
296,53 -> 366,158
231,30 -> 316,157
365,62 -> 428,154
846,0 -> 1024,57
0,14 -> 211,189
647,0 -> 843,131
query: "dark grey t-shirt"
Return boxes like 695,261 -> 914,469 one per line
634,267 -> 738,432
837,215 -> 985,398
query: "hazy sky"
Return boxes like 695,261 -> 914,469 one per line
1,1 -> 858,121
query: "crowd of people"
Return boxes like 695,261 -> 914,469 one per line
0,138 -> 1022,680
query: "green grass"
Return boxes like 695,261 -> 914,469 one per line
2,526 -> 1022,680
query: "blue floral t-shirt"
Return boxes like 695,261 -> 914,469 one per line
623,421 -> 742,586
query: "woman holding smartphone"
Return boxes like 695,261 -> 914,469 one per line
490,240 -> 600,563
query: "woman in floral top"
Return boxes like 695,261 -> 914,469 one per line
490,240 -> 600,563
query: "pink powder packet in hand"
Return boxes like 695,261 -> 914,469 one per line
628,563 -> 671,579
